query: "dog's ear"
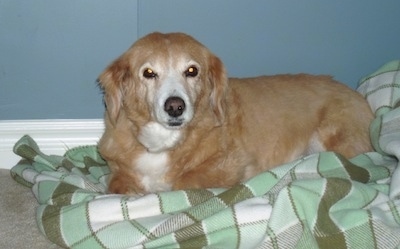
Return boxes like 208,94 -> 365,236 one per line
98,55 -> 132,125
208,54 -> 228,125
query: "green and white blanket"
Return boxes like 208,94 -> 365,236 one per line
11,61 -> 400,249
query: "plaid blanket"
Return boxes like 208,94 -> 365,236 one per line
11,60 -> 400,249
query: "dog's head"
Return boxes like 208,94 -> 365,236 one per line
98,32 -> 228,131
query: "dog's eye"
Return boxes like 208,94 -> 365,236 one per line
185,66 -> 198,77
143,68 -> 157,79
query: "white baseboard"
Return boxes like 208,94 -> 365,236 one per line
0,119 -> 104,169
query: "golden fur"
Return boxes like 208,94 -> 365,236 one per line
98,32 -> 374,194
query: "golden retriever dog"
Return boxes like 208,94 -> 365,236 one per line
98,32 -> 373,195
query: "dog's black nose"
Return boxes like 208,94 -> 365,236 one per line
164,97 -> 185,117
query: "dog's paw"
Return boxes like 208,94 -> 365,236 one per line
138,122 -> 182,152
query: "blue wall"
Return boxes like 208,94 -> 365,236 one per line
1,0 -> 399,119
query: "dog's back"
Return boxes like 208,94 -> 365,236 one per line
227,74 -> 373,176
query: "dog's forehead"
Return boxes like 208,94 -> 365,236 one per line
139,32 -> 204,48
132,33 -> 208,65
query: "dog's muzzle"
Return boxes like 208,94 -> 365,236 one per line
164,96 -> 185,126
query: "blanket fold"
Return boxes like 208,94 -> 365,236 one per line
11,60 -> 400,249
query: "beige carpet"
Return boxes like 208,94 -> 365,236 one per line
0,169 -> 61,248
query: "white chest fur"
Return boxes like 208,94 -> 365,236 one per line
136,121 -> 182,192
135,151 -> 172,193
138,122 -> 182,153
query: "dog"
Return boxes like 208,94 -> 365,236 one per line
98,32 -> 374,195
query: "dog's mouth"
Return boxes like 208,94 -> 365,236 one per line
167,119 -> 184,128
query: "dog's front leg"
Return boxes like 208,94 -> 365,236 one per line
108,169 -> 145,195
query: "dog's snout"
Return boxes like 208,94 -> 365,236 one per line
164,97 -> 186,117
